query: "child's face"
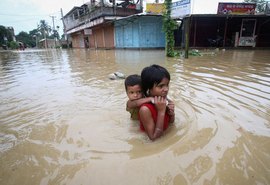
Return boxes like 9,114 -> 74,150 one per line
126,85 -> 143,101
149,78 -> 169,98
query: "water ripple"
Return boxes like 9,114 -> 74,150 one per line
0,49 -> 269,185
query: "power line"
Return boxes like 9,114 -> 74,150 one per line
1,18 -> 41,24
0,13 -> 49,17
0,11 -> 61,17
1,12 -> 62,24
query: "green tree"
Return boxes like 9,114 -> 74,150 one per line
16,31 -> 35,47
53,27 -> 60,40
29,29 -> 41,38
163,0 -> 178,57
29,28 -> 41,47
14,28 -> 42,48
0,25 -> 13,46
244,0 -> 268,13
9,41 -> 19,49
38,20 -> 51,39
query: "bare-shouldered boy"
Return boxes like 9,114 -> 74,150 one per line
125,74 -> 153,120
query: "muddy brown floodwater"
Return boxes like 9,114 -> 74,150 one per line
0,49 -> 269,185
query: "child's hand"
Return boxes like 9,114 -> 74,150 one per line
150,97 -> 155,104
154,96 -> 167,112
151,97 -> 168,105
167,100 -> 175,116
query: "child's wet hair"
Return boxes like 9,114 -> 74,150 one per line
141,64 -> 170,96
124,74 -> 141,91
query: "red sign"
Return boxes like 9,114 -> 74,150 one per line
217,3 -> 256,15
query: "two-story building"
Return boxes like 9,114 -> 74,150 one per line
62,0 -> 143,49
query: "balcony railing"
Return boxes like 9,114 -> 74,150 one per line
65,6 -> 142,31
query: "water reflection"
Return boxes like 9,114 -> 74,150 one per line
0,49 -> 269,185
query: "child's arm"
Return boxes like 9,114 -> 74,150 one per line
139,96 -> 167,140
167,99 -> 175,123
127,97 -> 154,109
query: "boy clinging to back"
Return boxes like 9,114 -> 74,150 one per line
125,74 -> 153,120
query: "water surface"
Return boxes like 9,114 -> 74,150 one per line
0,49 -> 269,185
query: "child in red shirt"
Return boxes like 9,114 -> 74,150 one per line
139,65 -> 175,141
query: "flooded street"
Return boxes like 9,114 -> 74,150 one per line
0,49 -> 269,185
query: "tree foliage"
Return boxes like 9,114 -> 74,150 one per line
38,20 -> 51,38
16,31 -> 36,47
1,18 -> 61,49
244,0 -> 268,13
37,20 -> 60,40
9,41 -> 19,49
0,25 -> 13,46
163,0 -> 178,57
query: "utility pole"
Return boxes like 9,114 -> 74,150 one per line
50,15 -> 57,48
184,16 -> 190,59
61,8 -> 69,48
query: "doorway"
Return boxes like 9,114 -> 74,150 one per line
239,19 -> 256,47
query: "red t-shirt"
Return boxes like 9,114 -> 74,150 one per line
139,103 -> 170,131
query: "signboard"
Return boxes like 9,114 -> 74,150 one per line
146,3 -> 165,14
84,29 -> 92,35
171,0 -> 191,18
238,37 -> 256,47
217,3 -> 256,15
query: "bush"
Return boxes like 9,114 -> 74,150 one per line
9,41 -> 19,49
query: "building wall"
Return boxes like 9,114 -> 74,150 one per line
39,39 -> 59,48
115,16 -> 165,48
104,25 -> 114,48
88,24 -> 114,49
96,28 -> 104,48
71,31 -> 85,48
256,18 -> 270,47
89,34 -> 96,48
